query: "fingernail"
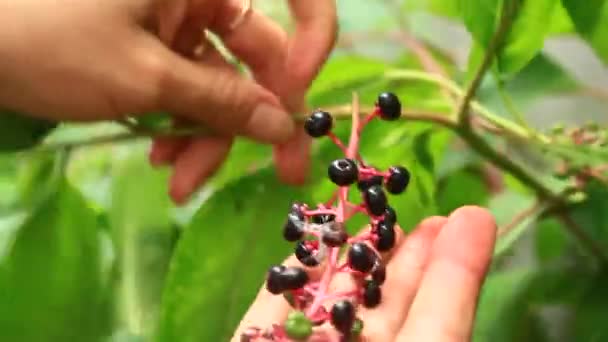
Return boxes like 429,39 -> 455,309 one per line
246,104 -> 295,143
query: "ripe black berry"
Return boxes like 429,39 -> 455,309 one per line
376,221 -> 396,252
295,241 -> 319,267
363,280 -> 382,308
321,221 -> 348,247
357,175 -> 384,192
371,264 -> 386,285
282,267 -> 309,290
311,213 -> 336,224
384,206 -> 397,225
283,213 -> 305,242
330,300 -> 355,334
386,166 -> 410,194
266,265 -> 287,294
377,92 -> 401,121
363,185 -> 388,216
328,159 -> 358,186
348,243 -> 376,273
305,110 -> 333,137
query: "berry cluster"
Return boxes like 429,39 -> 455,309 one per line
242,93 -> 411,342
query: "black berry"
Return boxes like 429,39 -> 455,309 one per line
295,241 -> 319,267
266,265 -> 287,294
363,280 -> 382,308
371,264 -> 386,285
283,212 -> 305,242
386,166 -> 410,194
305,110 -> 333,137
348,243 -> 376,273
357,175 -> 384,192
321,221 -> 348,247
328,158 -> 359,186
377,92 -> 401,120
384,206 -> 397,225
330,300 -> 355,334
311,213 -> 336,224
363,185 -> 388,216
376,220 -> 396,252
282,267 -> 309,290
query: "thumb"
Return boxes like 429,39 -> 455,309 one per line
148,41 -> 295,144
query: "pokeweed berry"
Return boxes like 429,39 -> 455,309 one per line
357,175 -> 384,192
305,110 -> 333,138
295,241 -> 320,267
371,264 -> 386,285
377,92 -> 401,120
282,267 -> 309,290
321,222 -> 348,247
363,185 -> 388,216
328,158 -> 359,186
283,203 -> 305,242
351,318 -> 364,337
348,243 -> 377,273
285,311 -> 313,341
266,265 -> 287,294
386,166 -> 410,194
330,300 -> 356,334
363,280 -> 382,308
384,206 -> 397,225
311,213 -> 336,224
375,220 -> 396,252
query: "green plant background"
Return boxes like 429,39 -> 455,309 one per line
0,0 -> 607,341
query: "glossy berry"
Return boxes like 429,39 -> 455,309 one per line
321,222 -> 348,247
363,280 -> 382,308
285,311 -> 313,340
305,110 -> 333,137
328,159 -> 358,186
330,300 -> 356,334
348,243 -> 377,273
357,175 -> 384,192
377,92 -> 401,121
266,265 -> 287,294
384,206 -> 397,225
311,213 -> 336,224
371,264 -> 386,285
386,166 -> 410,194
376,220 -> 396,251
282,267 -> 309,290
295,241 -> 319,267
363,185 -> 388,216
283,213 -> 305,242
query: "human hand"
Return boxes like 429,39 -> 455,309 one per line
0,0 -> 337,203
233,206 -> 497,341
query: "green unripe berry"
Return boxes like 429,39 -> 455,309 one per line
351,318 -> 364,336
285,311 -> 313,341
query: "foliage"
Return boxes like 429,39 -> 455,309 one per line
0,0 -> 607,341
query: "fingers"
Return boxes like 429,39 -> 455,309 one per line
141,38 -> 294,144
358,216 -> 447,341
231,255 -> 327,342
168,136 -> 233,204
396,206 -> 497,342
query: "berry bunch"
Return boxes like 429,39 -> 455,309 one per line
242,93 -> 411,342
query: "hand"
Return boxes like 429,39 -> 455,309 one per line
0,0 -> 337,203
233,206 -> 497,342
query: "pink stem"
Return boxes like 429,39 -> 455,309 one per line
304,209 -> 337,216
321,290 -> 360,302
346,93 -> 361,159
327,132 -> 347,153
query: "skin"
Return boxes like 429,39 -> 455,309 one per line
0,0 -> 337,204
234,206 -> 497,342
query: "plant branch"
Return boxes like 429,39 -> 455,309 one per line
557,211 -> 608,267
455,1 -> 515,126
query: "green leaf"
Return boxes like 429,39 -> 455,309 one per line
561,0 -> 608,63
437,168 -> 490,216
462,0 -> 560,75
210,138 -> 272,188
109,149 -> 176,337
158,169 -> 311,342
534,217 -> 569,263
0,109 -> 58,152
0,177 -> 108,341
573,273 -> 608,341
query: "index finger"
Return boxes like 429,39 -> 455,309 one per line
396,206 -> 497,342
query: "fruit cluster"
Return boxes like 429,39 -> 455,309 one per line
241,93 -> 411,342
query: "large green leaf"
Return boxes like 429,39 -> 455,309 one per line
109,149 -> 176,337
0,110 -> 58,152
0,176 -> 107,341
561,0 -> 608,63
436,167 -> 490,216
157,169 -> 311,342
